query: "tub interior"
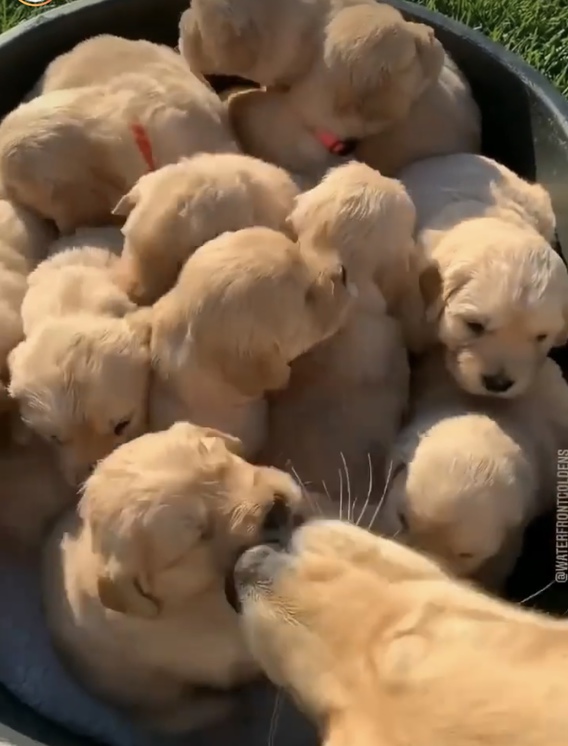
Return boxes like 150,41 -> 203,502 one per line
0,0 -> 567,743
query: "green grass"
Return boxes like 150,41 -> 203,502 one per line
1,0 -> 567,96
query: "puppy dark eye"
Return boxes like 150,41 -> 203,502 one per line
113,419 -> 131,436
466,321 -> 485,335
458,552 -> 474,559
535,333 -> 548,343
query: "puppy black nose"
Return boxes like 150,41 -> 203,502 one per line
261,497 -> 306,546
262,497 -> 291,539
482,372 -> 514,393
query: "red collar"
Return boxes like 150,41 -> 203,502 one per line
314,129 -> 357,157
131,122 -> 156,171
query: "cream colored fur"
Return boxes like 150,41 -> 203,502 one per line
145,227 -> 352,458
400,154 -> 568,396
21,227 -> 133,336
356,53 -> 481,176
0,198 -> 56,405
30,34 -> 199,96
43,422 -> 305,731
260,163 -> 411,513
8,314 -> 151,487
0,67 -> 236,233
225,3 -> 444,183
234,519 -> 568,746
379,351 -> 566,589
112,153 -> 300,304
0,410 -> 75,556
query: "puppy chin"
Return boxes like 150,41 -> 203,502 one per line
445,352 -> 528,399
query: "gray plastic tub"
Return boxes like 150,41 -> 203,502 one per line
0,1 -> 567,745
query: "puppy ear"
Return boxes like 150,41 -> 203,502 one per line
6,342 -> 27,389
408,22 -> 445,87
112,191 -> 137,218
125,309 -> 153,349
182,2 -> 260,77
199,427 -> 245,457
418,263 -> 443,322
97,562 -> 160,619
218,348 -> 291,398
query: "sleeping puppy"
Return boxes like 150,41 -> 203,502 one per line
0,198 -> 56,405
378,351 -> 564,589
226,4 -> 444,183
230,519 -> 568,746
147,227 -> 352,458
0,65 -> 237,233
29,34 -> 202,96
8,315 -> 151,487
43,422 -> 305,732
260,163 -> 411,511
21,226 -> 134,335
179,0 -> 326,87
0,409 -> 75,557
400,154 -> 568,396
355,53 -> 481,176
112,153 -> 300,304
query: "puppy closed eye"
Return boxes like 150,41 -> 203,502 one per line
113,419 -> 132,437
535,333 -> 548,343
465,320 -> 486,335
458,552 -> 474,559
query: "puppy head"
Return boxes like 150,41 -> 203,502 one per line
289,4 -> 444,139
422,218 -> 568,397
179,0 -> 319,86
8,314 -> 151,486
231,519 -> 447,743
380,415 -> 533,578
81,421 -> 306,618
0,88 -> 125,234
289,161 -> 417,291
112,155 -> 299,304
155,227 -> 351,398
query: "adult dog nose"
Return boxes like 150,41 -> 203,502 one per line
261,497 -> 305,545
482,372 -> 514,393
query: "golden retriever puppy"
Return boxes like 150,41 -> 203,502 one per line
378,351 -> 563,589
260,164 -> 411,510
0,198 -> 56,403
356,53 -> 481,176
147,227 -> 352,458
0,66 -> 237,233
112,153 -> 300,304
30,35 -> 197,95
230,518 -> 568,746
43,422 -> 305,732
8,315 -> 151,487
21,227 -> 134,335
179,0 -> 325,87
400,154 -> 568,396
226,4 -> 444,183
0,410 -> 75,557
285,161 -> 426,348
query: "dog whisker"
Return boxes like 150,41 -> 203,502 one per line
268,689 -> 283,746
289,463 -> 322,516
519,579 -> 556,606
356,452 -> 374,527
338,465 -> 344,521
366,459 -> 394,532
339,452 -> 352,522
